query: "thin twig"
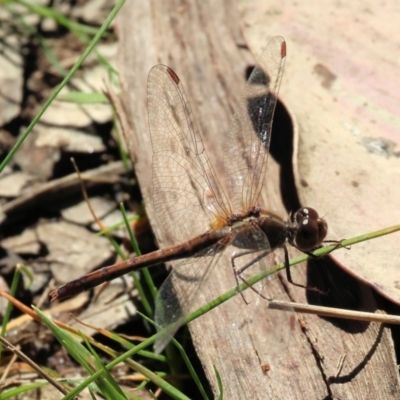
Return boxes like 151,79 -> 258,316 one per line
268,300 -> 400,324
0,335 -> 70,395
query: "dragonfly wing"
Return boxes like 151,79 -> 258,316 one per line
153,239 -> 228,354
148,65 -> 232,243
223,36 -> 286,213
231,225 -> 296,364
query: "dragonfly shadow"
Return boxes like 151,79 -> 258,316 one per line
327,323 -> 385,384
244,66 -> 301,214
269,100 -> 302,213
305,257 -> 373,334
245,69 -> 372,336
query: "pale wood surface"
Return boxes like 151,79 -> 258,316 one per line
116,1 -> 400,398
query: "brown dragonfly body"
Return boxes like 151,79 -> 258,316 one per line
50,206 -> 326,301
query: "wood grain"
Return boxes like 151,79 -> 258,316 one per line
116,1 -> 399,398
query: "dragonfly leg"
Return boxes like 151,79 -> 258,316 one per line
231,250 -> 272,302
283,245 -> 325,295
322,239 -> 348,251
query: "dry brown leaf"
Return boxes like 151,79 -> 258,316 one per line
36,220 -> 114,283
61,196 -> 116,225
243,0 -> 400,305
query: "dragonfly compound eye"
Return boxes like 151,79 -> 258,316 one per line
294,207 -> 328,251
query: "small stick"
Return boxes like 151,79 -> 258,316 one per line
268,300 -> 400,324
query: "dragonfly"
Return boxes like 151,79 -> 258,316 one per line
49,36 -> 328,353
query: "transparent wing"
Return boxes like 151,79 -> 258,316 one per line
153,240 -> 228,353
153,224 -> 295,356
231,225 -> 296,364
224,36 -> 286,213
148,65 -> 232,244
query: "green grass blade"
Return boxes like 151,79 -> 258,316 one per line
34,306 -> 123,399
0,264 -> 24,360
214,365 -> 223,400
16,0 -> 105,36
119,202 -> 154,316
0,0 -> 125,174
0,382 -> 48,399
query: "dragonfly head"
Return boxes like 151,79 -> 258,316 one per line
290,207 -> 328,252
